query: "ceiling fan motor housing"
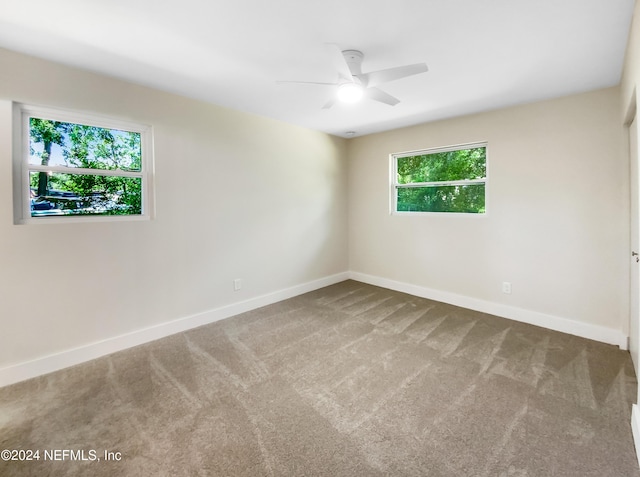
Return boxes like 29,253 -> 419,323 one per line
342,50 -> 364,77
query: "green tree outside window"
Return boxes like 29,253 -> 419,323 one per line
394,145 -> 486,213
29,118 -> 143,217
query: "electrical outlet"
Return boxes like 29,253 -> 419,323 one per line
502,282 -> 512,294
234,279 -> 242,291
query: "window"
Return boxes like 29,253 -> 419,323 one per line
391,142 -> 487,214
13,104 -> 153,223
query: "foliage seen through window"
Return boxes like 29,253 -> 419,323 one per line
394,145 -> 486,213
28,118 -> 143,217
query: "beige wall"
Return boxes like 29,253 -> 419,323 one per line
0,43 -> 631,379
0,48 -> 348,370
622,0 -> 640,120
348,87 -> 627,333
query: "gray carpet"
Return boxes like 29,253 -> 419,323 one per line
1,280 -> 638,476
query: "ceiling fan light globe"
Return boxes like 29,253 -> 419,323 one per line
337,83 -> 364,103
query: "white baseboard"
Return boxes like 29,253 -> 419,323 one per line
0,272 -> 349,388
632,405 -> 640,468
1,271 -> 628,388
349,271 -> 628,350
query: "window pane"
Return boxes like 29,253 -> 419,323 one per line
28,118 -> 141,172
397,184 -> 485,213
29,172 -> 142,217
397,147 -> 486,184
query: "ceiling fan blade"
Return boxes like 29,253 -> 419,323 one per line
360,63 -> 428,88
324,43 -> 354,82
276,80 -> 338,86
366,87 -> 400,106
322,97 -> 336,109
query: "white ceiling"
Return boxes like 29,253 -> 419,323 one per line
0,0 -> 635,138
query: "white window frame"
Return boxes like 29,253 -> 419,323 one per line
12,103 -> 155,224
390,141 -> 488,216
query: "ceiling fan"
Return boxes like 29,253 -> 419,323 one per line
277,45 -> 429,109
